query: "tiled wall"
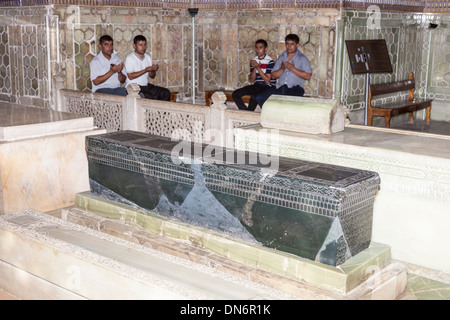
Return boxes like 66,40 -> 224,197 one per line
0,3 -> 448,117
0,6 -> 339,107
0,6 -> 50,108
63,7 -> 340,100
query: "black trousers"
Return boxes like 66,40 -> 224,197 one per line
232,83 -> 269,111
255,84 -> 305,108
95,87 -> 128,96
140,84 -> 171,101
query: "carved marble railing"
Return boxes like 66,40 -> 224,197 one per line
58,85 -> 260,147
59,89 -> 125,132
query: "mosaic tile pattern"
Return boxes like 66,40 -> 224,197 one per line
0,4 -> 448,111
73,25 -> 96,91
0,6 -> 49,107
0,25 -> 10,95
430,23 -> 450,99
166,24 -> 184,88
203,24 -> 223,90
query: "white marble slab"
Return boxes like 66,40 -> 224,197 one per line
0,104 -> 105,214
0,128 -> 106,214
0,209 -> 408,300
0,103 -> 94,142
260,95 -> 347,134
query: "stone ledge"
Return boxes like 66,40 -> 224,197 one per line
0,103 -> 94,142
74,191 -> 394,295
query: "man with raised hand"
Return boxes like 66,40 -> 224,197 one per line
232,39 -> 276,111
124,35 -> 171,101
256,34 -> 312,107
90,35 -> 127,96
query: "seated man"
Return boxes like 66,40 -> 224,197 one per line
256,34 -> 312,108
90,35 -> 127,96
124,35 -> 171,101
232,39 -> 276,111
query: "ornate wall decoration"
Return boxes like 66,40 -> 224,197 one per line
143,109 -> 205,142
66,97 -> 123,131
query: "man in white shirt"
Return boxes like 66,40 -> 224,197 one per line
124,35 -> 171,101
90,35 -> 127,96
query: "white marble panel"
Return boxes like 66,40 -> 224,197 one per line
260,95 -> 348,134
0,129 -> 105,215
0,103 -> 94,142
0,103 -> 104,215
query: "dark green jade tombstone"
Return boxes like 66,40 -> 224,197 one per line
86,131 -> 380,266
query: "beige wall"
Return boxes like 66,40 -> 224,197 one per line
0,4 -> 448,119
0,6 -> 339,107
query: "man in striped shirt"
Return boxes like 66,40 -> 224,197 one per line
232,39 -> 276,111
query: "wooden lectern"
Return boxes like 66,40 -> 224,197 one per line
345,39 -> 392,125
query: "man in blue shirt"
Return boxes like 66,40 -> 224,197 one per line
256,34 -> 312,108
90,35 -> 127,96
232,39 -> 276,111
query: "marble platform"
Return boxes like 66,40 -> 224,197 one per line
85,131 -> 380,266
73,192 -> 408,297
0,208 -> 407,300
235,124 -> 450,274
0,103 -> 105,214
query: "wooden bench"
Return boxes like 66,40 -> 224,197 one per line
204,90 -> 250,106
368,72 -> 432,128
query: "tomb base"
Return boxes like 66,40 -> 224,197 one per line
235,124 -> 450,274
0,208 -> 407,300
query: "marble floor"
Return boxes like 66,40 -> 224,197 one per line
401,273 -> 450,300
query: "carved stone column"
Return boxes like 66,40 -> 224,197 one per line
209,91 -> 227,147
52,75 -> 65,112
124,84 -> 141,131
